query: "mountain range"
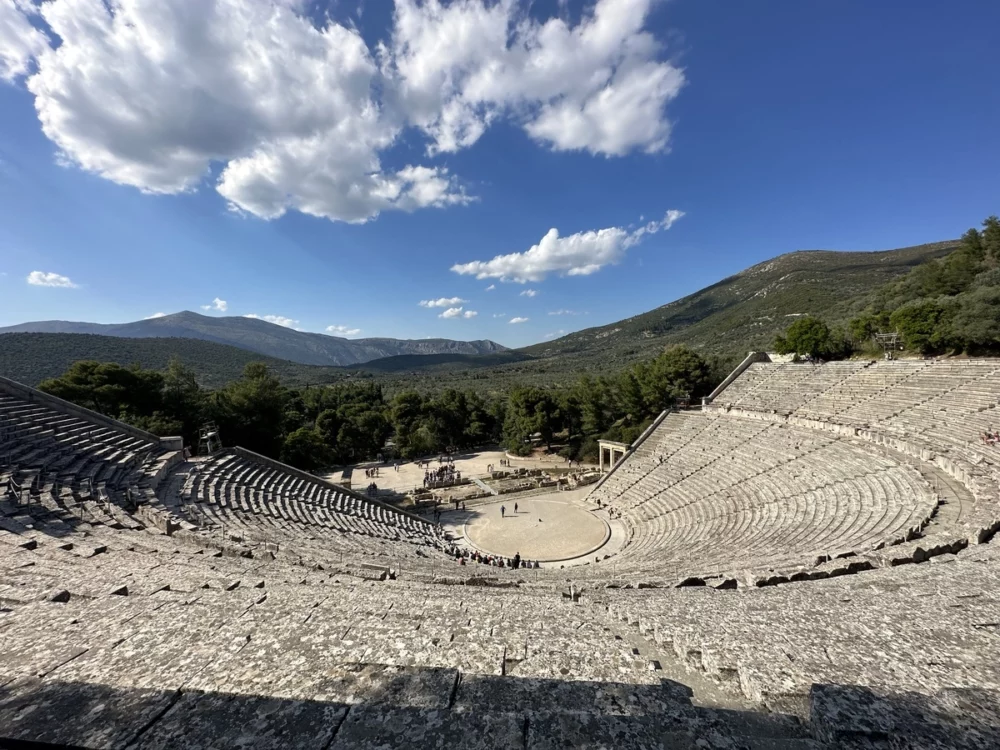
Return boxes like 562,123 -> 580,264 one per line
0,239 -> 959,388
0,311 -> 506,367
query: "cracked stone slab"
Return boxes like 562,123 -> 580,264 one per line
329,705 -> 524,750
525,711 -> 743,750
0,676 -> 179,749
455,674 -> 695,717
132,690 -> 349,750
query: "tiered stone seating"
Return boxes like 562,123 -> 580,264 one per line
0,511 -> 996,748
0,377 -> 175,530
178,449 -> 447,563
592,413 -> 937,580
605,543 -> 1000,717
707,358 -> 1000,546
3,365 -> 1000,747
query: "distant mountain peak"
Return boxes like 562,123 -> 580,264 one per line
0,312 -> 507,367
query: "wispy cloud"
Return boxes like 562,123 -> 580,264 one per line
326,324 -> 362,336
144,312 -> 167,319
419,297 -> 467,308
485,284 -> 495,291
244,313 -> 297,328
452,210 -> 685,283
520,289 -> 538,297
548,309 -> 584,316
509,316 -> 529,324
26,271 -> 78,288
543,329 -> 566,339
201,297 -> 228,312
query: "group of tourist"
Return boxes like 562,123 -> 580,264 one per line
446,546 -> 539,569
365,482 -> 378,497
981,430 -> 1000,445
364,466 -> 380,478
424,460 -> 461,487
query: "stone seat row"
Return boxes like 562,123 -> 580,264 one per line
176,451 -> 448,557
603,543 -> 1000,715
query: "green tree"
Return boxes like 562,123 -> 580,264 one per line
161,358 -> 205,446
503,387 -> 558,453
390,391 -> 426,459
774,316 -> 839,359
983,216 -> 1000,261
889,300 -> 949,354
848,311 -> 890,345
39,361 -> 164,418
635,345 -> 713,414
949,287 -> 1000,350
210,362 -> 287,457
280,427 -> 331,471
575,375 -> 612,435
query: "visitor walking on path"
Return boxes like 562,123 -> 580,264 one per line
514,502 -> 518,515
501,505 -> 506,518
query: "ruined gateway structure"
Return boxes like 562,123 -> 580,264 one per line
1,359 -> 999,749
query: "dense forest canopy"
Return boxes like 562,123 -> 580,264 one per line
36,346 -> 723,471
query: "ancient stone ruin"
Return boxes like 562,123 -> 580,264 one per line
1,359 -> 998,748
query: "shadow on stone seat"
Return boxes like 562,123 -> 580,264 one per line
0,670 -> 997,749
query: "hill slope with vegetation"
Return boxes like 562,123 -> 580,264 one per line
4,227 -> 993,396
0,333 -> 349,388
765,213 -> 1000,360
521,240 -> 957,369
0,310 -> 506,367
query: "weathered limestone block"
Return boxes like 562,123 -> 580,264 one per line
329,705 -> 524,750
0,677 -> 178,749
133,691 -> 348,750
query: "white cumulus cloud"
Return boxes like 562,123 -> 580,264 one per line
2,0 -> 683,223
419,296 -> 468,308
451,209 -> 684,283
509,316 -> 529,324
326,324 -> 362,336
144,312 -> 168,319
438,306 -> 464,319
0,0 -> 48,82
201,297 -> 228,312
463,310 -> 478,318
244,313 -> 297,327
26,270 -> 77,288
388,0 -> 684,156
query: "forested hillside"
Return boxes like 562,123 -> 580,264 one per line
0,333 -> 348,388
0,310 -> 506,367
849,215 -> 1000,354
767,213 -> 1000,359
522,240 -> 956,368
3,224 -> 994,397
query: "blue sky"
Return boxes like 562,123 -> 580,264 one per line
1,0 -> 997,348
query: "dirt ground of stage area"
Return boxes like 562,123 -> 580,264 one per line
459,491 -> 608,562
326,449 -> 593,495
